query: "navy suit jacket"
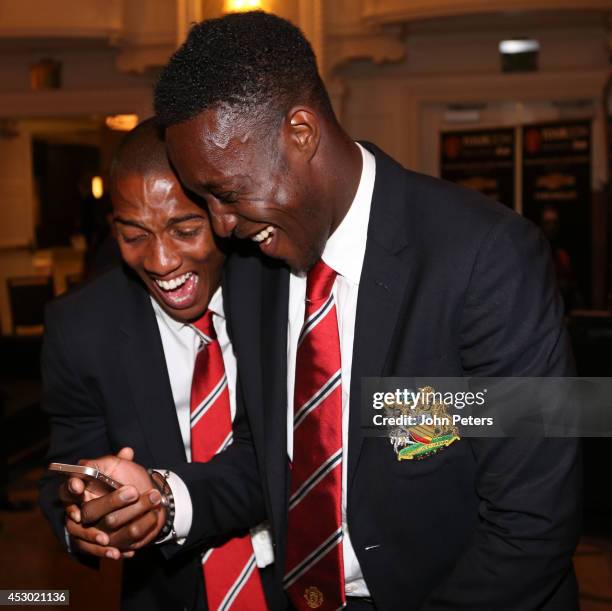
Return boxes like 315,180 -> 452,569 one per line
41,143 -> 580,610
174,143 -> 580,610
38,266 -> 284,611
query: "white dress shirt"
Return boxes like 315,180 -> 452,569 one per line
167,144 -> 376,590
153,288 -> 273,566
287,143 -> 376,597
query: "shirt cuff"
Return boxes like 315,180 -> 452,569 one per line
250,522 -> 274,568
154,470 -> 192,545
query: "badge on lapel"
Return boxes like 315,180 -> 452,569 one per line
388,386 -> 460,461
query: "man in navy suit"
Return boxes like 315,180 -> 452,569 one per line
74,12 -> 580,610
39,119 -> 283,610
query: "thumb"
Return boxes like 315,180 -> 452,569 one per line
117,447 -> 134,461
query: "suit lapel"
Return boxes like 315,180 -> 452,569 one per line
223,253 -> 265,445
119,273 -> 186,466
224,252 -> 290,547
224,147 -> 417,544
260,263 -> 290,541
348,144 -> 417,492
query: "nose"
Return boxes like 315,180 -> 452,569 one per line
143,237 -> 181,277
208,200 -> 238,238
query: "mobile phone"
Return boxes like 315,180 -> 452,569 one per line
48,462 -> 123,491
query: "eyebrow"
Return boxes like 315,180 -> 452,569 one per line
114,213 -> 206,230
166,213 -> 206,227
113,217 -> 146,230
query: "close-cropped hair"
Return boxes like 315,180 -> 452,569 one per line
154,11 -> 334,127
109,117 -> 168,186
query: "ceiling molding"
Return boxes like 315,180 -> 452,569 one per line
362,0 -> 612,25
327,27 -> 406,74
0,88 -> 153,118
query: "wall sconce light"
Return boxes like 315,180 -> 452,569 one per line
91,176 -> 104,200
224,0 -> 263,13
30,58 -> 62,91
105,114 -> 139,132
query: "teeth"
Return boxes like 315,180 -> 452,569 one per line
170,293 -> 190,303
251,226 -> 274,243
155,272 -> 194,291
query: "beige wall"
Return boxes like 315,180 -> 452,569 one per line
0,0 -> 122,37
0,247 -> 83,335
0,129 -> 34,249
338,16 -> 609,171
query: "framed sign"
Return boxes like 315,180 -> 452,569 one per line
440,127 -> 515,208
522,120 -> 592,309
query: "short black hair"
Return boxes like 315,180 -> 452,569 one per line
110,117 -> 169,186
154,11 -> 334,127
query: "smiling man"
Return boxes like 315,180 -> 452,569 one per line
39,119 -> 279,611
67,12 -> 580,611
151,11 -> 580,611
112,125 -> 223,318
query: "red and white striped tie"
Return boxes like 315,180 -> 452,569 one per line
284,260 -> 345,611
190,310 -> 268,611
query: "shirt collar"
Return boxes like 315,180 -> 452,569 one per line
321,143 -> 376,285
207,285 -> 224,319
150,285 -> 224,333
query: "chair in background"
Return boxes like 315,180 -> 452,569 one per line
7,275 -> 55,335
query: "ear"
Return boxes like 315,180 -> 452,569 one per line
284,107 -> 320,161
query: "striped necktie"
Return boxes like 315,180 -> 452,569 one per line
284,260 -> 345,611
190,310 -> 268,611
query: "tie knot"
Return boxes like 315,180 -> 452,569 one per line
191,309 -> 217,342
306,260 -> 337,303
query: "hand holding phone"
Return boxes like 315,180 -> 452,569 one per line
53,449 -> 137,514
52,448 -> 163,560
49,462 -> 124,492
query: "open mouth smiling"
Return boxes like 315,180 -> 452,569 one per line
155,272 -> 193,291
248,225 -> 275,245
152,271 -> 200,308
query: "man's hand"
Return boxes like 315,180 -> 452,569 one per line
79,486 -> 166,552
59,447 -> 167,559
